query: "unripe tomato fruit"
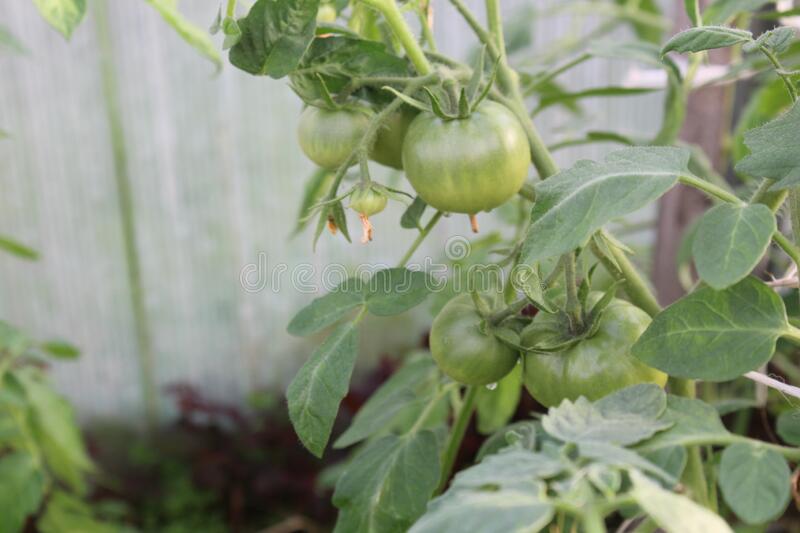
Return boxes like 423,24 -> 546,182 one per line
349,185 -> 387,216
521,297 -> 667,407
316,4 -> 337,23
430,293 -> 519,386
297,106 -> 373,170
370,106 -> 417,170
401,101 -> 531,214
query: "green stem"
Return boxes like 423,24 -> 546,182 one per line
678,175 -> 743,205
773,231 -> 800,268
564,252 -> 583,330
596,234 -> 661,317
683,447 -> 709,507
396,211 -> 443,267
581,507 -> 607,533
518,182 -> 536,202
225,0 -> 237,17
436,385 -> 478,495
487,297 -> 529,325
362,0 -> 433,75
485,0 -> 505,56
750,178 -> 787,213
760,45 -> 798,102
96,0 -> 158,429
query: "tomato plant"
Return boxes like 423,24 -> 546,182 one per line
17,0 -> 800,530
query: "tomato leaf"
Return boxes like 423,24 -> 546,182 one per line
229,0 -> 319,78
776,411 -> 800,445
364,268 -> 433,316
333,431 -> 440,533
542,387 -> 672,446
636,396 -> 730,452
692,203 -> 776,289
735,101 -> 800,189
476,364 -> 522,435
744,26 -> 796,54
632,277 -> 789,381
0,452 -> 45,533
719,443 -> 791,525
40,340 -> 81,360
704,0 -> 774,24
410,450 -> 557,533
287,278 -> 365,337
334,355 -> 441,448
287,322 -> 359,457
577,441 -> 677,486
629,470 -> 734,533
400,196 -> 427,230
31,0 -> 85,39
520,147 -> 688,264
146,0 -> 222,69
661,26 -> 752,55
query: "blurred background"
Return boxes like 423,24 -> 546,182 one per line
0,0 -> 680,531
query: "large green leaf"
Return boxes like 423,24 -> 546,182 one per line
632,277 -> 789,381
286,323 -> 359,457
629,470 -> 733,532
476,364 -> 522,435
287,278 -> 364,337
718,443 -> 790,525
704,0 -> 774,24
636,396 -> 730,452
662,26 -> 752,55
14,369 -> 93,493
229,0 -> 319,78
520,147 -> 687,263
0,452 -> 45,533
333,431 -> 440,533
334,355 -> 440,448
146,0 -> 221,69
735,101 -> 800,189
692,204 -> 776,289
32,0 -> 85,39
409,450 -> 557,533
365,268 -> 433,316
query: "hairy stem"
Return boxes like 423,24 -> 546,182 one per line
362,0 -> 433,75
436,385 -> 478,495
564,252 -> 583,330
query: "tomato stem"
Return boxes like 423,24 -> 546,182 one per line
563,251 -> 584,332
395,210 -> 443,267
360,0 -> 434,75
436,385 -> 478,495
487,297 -> 529,325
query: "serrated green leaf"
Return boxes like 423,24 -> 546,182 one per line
476,364 -> 522,435
229,0 -> 319,78
629,470 -> 733,533
542,393 -> 672,446
365,268 -> 432,316
577,441 -> 677,486
32,0 -> 85,39
692,204 -> 776,289
595,383 -> 667,419
719,443 -> 791,525
732,78 -> 792,167
333,431 -> 440,533
334,355 -> 440,448
287,278 -> 364,337
146,0 -> 222,69
662,26 -> 752,55
0,451 -> 45,533
520,147 -> 687,263
451,448 -> 565,491
287,323 -> 359,457
632,277 -> 789,381
636,396 -> 730,452
704,0 -> 773,24
0,235 -> 39,260
735,101 -> 800,189
40,340 -> 80,360
776,410 -> 800,445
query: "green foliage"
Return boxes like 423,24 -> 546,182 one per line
775,411 -> 800,445
229,0 -> 320,78
718,444 -> 791,524
692,204 -> 776,289
633,277 -> 791,381
31,0 -> 86,39
0,452 -> 45,533
521,147 -> 689,263
703,0 -> 774,24
661,26 -> 753,55
736,101 -> 800,189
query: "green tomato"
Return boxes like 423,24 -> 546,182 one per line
349,184 -> 387,216
521,297 -> 667,407
401,101 -> 531,214
370,106 -> 417,170
430,293 -> 519,386
316,4 -> 337,23
297,106 -> 373,170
